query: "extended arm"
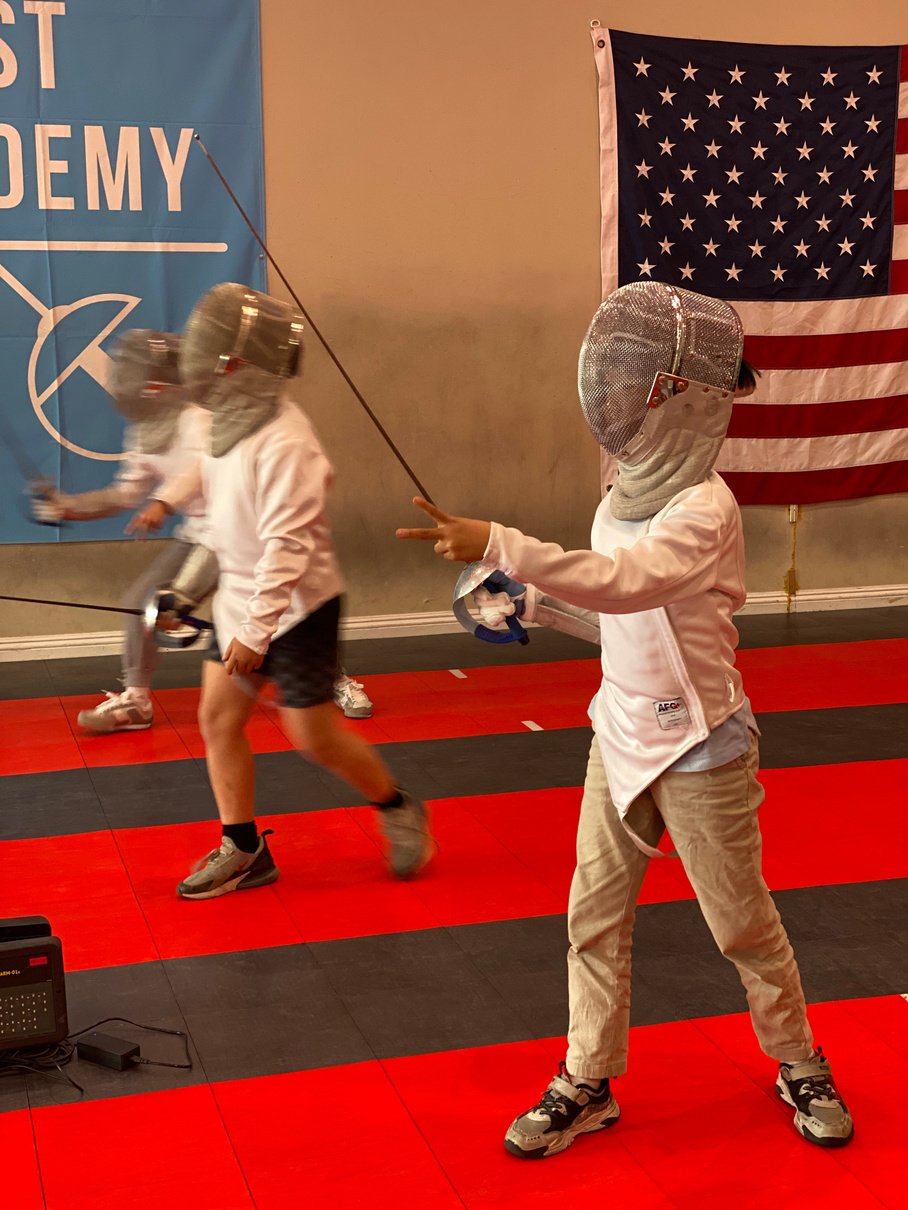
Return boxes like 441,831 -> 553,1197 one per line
32,453 -> 158,522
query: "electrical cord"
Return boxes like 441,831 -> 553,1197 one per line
0,1040 -> 83,1094
0,1015 -> 192,1095
69,1016 -> 193,1070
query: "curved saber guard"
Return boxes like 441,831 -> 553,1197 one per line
453,563 -> 530,646
143,592 -> 213,650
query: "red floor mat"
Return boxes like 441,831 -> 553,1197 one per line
0,698 -> 84,776
4,637 -> 907,777
31,1084 -> 253,1209
212,1062 -> 464,1209
738,638 -> 908,712
19,996 -> 908,1207
693,995 -> 908,1208
0,1110 -> 44,1209
1,831 -> 158,970
3,758 -> 905,972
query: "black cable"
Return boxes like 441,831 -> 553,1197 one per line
70,1016 -> 192,1070
133,1056 -> 192,1070
0,1014 -> 192,1096
0,1041 -> 84,1095
193,133 -> 436,505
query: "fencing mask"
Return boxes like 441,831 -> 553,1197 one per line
578,282 -> 743,520
181,282 -> 305,457
110,330 -> 185,455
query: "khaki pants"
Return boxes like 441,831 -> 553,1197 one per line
566,735 -> 814,1080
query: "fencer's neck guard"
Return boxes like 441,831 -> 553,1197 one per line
181,283 -> 305,458
578,282 -> 743,519
609,374 -> 734,520
125,388 -> 185,455
110,330 -> 185,455
203,365 -> 284,457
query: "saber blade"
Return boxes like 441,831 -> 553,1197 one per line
0,594 -> 144,616
192,133 -> 435,504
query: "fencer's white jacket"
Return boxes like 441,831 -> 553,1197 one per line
120,406 -> 210,544
482,472 -> 747,815
161,397 -> 344,654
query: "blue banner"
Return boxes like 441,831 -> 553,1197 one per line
0,0 -> 266,542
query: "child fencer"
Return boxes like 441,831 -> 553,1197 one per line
32,331 -> 210,734
153,282 -> 432,897
396,282 -> 853,1154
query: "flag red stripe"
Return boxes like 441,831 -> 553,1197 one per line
891,258 -> 908,293
728,394 -> 908,439
744,326 -> 908,369
900,46 -> 908,81
722,459 -> 908,505
895,191 -> 908,223
897,121 -> 908,154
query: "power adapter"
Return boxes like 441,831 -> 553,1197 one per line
76,1032 -> 140,1071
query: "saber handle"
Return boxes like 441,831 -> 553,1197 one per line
192,133 -> 435,505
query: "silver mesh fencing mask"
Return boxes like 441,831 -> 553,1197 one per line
110,330 -> 185,455
180,283 -> 305,457
578,282 -> 743,519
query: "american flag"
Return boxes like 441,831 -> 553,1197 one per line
592,28 -> 908,504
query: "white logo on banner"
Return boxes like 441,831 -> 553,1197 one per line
0,243 -> 225,462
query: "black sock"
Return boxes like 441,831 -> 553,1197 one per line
222,822 -> 259,854
373,789 -> 404,811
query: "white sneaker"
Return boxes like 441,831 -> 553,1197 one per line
333,675 -> 374,719
77,688 -> 154,733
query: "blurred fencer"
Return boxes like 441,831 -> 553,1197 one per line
397,281 -> 853,1155
31,330 -> 211,733
154,283 -> 432,898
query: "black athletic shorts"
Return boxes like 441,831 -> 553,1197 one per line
205,594 -> 341,709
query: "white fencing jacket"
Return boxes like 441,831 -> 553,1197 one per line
483,472 -> 747,815
162,398 -> 344,655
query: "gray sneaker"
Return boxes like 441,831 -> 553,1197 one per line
776,1049 -> 854,1147
177,831 -> 278,900
505,1066 -> 620,1159
378,792 -> 432,878
333,675 -> 374,719
77,688 -> 153,733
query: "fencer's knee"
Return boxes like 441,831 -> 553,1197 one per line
198,702 -> 245,746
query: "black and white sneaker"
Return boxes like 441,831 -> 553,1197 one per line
504,1064 -> 620,1159
776,1048 -> 854,1147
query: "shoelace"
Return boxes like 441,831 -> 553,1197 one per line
342,680 -> 369,700
191,844 -> 229,873
537,1088 -> 574,1119
794,1074 -> 839,1103
94,689 -> 127,714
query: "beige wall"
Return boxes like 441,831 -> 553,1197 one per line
2,0 -> 907,639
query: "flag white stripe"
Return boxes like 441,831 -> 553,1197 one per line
749,361 -> 908,405
593,29 -> 620,294
896,154 -> 908,190
735,293 -> 908,335
719,426 -> 908,472
894,225 -> 908,259
900,80 -> 908,114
